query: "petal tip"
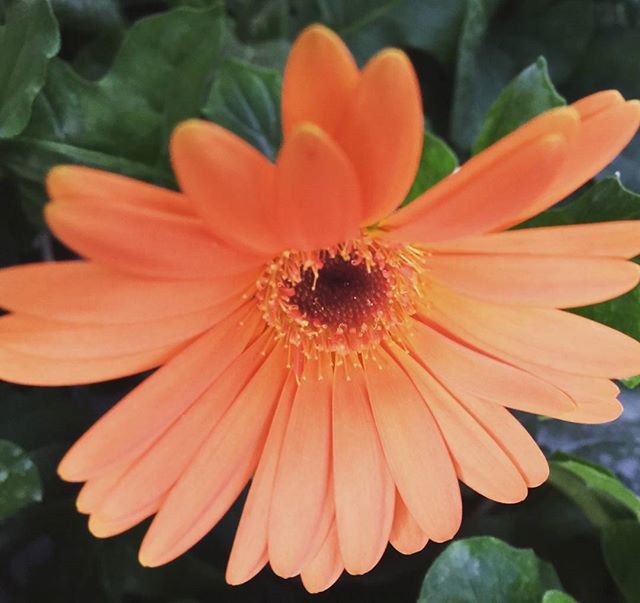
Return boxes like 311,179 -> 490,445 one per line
366,47 -> 415,76
46,165 -> 76,196
299,22 -> 339,41
88,514 -> 112,539
138,547 -> 159,568
170,118 -> 212,146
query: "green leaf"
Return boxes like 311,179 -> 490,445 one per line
0,0 -> 60,139
49,0 -> 125,81
542,591 -> 578,603
621,374 -> 640,389
451,0 -> 594,151
472,57 -> 565,154
0,4 -> 226,206
229,0 -> 401,43
342,0 -> 467,64
203,58 -> 282,160
418,537 -> 562,603
602,520 -> 640,602
402,131 -> 458,206
525,176 -> 640,227
549,454 -> 640,530
168,0 -> 219,7
0,439 -> 42,520
50,0 -> 122,32
228,0 -> 468,65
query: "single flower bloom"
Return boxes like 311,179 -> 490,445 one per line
2,24 -> 640,593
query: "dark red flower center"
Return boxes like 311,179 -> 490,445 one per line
288,254 -> 390,331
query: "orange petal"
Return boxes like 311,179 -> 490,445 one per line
512,359 -> 619,403
170,120 -> 281,256
365,348 -> 461,541
226,373 -> 298,586
138,344 -> 289,567
394,349 -> 528,504
336,49 -> 423,224
89,496 -> 162,538
455,394 -> 549,488
76,461 -> 132,514
332,364 -> 394,575
96,335 -> 271,521
0,304 -> 233,359
424,254 -> 640,307
425,286 -> 640,378
0,340 -> 181,386
0,261 -> 255,324
382,107 -> 578,242
58,306 -> 262,481
409,319 -> 574,416
502,99 -> 640,227
45,199 -> 262,280
282,24 -> 359,139
47,165 -> 192,217
430,221 -> 640,259
268,361 -> 333,578
389,492 -> 429,555
275,123 -> 362,250
572,90 -> 624,119
297,477 -> 336,575
555,398 -> 623,424
300,522 -> 344,594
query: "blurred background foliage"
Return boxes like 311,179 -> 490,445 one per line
1,0 -> 640,601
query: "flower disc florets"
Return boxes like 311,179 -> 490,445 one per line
256,236 -> 427,367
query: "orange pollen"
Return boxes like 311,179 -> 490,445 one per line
255,236 -> 427,367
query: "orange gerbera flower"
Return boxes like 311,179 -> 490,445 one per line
1,24 -> 640,592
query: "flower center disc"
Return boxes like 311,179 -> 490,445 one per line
256,238 -> 426,363
289,255 -> 389,330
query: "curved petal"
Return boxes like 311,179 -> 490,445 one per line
389,492 -> 429,555
282,24 -> 359,139
332,364 -> 394,575
268,361 -> 333,578
455,394 -> 549,488
0,261 -> 256,324
58,306 -> 262,481
46,199 -> 263,280
0,306 -> 227,359
226,373 -> 298,586
424,285 -> 640,378
89,497 -> 162,539
424,254 -> 639,307
382,107 -> 579,242
408,319 -> 574,415
365,348 -> 461,541
170,120 -> 281,256
96,335 -> 271,521
429,221 -> 640,259
337,49 -> 423,224
47,165 -> 192,217
511,359 -> 619,403
394,349 -> 528,504
275,124 -> 362,250
76,461 -> 133,514
502,98 -> 640,227
555,398 -> 623,424
300,522 -> 344,594
138,343 -> 289,567
572,90 -> 624,118
0,340 -> 181,386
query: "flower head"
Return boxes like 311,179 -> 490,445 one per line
1,24 -> 640,593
